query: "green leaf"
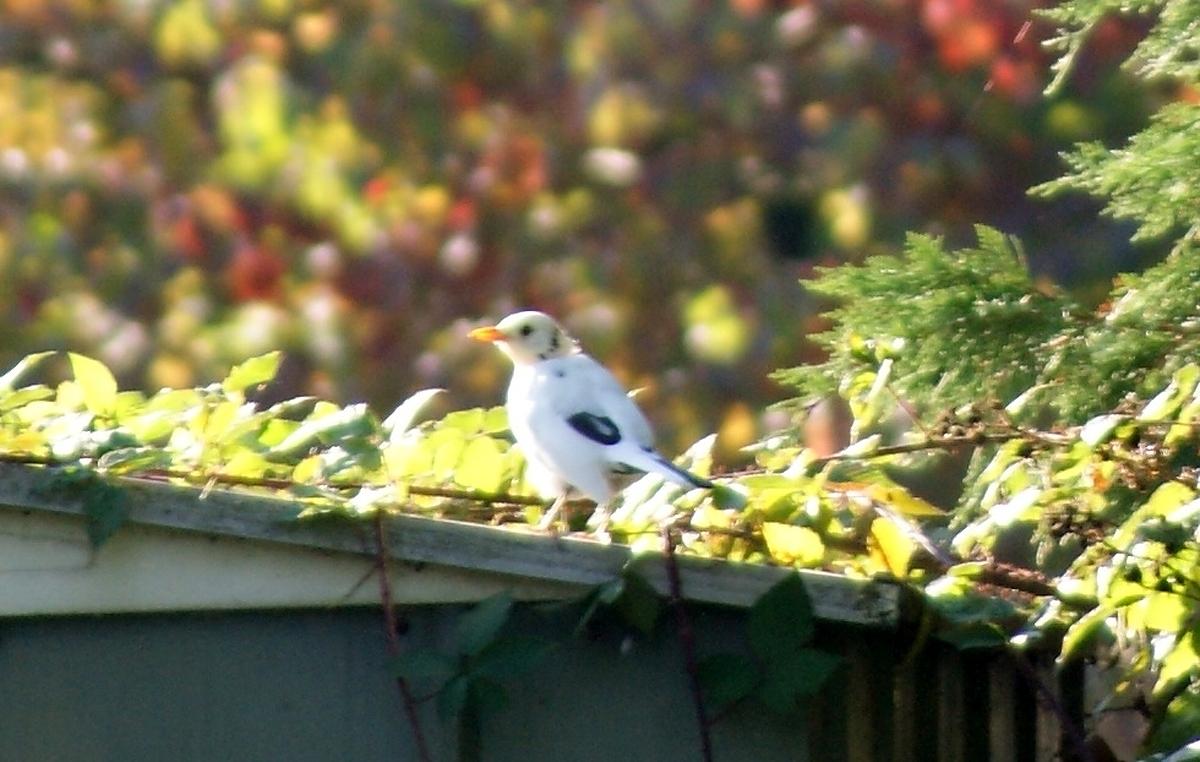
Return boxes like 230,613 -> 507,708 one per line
1141,592 -> 1189,632
454,593 -> 514,657
383,388 -> 444,442
1153,628 -> 1199,702
268,403 -> 378,459
749,573 -> 816,659
391,649 -> 459,686
937,622 -> 1007,650
481,406 -> 510,434
869,516 -> 916,577
1140,364 -> 1200,421
863,483 -> 944,517
428,427 -> 468,476
437,675 -> 470,721
85,480 -> 130,548
1146,482 -> 1198,517
1146,689 -> 1200,756
442,408 -> 485,433
33,469 -> 130,548
711,483 -> 748,510
96,447 -> 172,474
68,353 -> 118,416
1059,605 -> 1113,664
762,522 -> 824,567
468,677 -> 509,714
1079,413 -> 1124,449
697,653 -> 760,708
470,637 -> 552,681
758,647 -> 841,712
833,434 -> 881,459
0,385 -> 55,413
0,351 -> 55,392
454,436 -> 507,493
222,351 -> 282,394
614,570 -> 662,635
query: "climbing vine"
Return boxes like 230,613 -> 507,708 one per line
2,341 -> 1198,757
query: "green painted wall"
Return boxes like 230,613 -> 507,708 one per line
0,606 -> 811,762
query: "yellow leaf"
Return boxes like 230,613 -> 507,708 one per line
762,522 -> 824,567
863,484 -> 945,517
1139,592 -> 1189,632
68,353 -> 118,416
455,436 -> 507,493
869,517 -> 916,577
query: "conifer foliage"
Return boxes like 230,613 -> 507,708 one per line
771,0 -> 1200,757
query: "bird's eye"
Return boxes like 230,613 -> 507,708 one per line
520,325 -> 533,337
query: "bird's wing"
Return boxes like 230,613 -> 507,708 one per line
549,354 -> 654,449
539,355 -> 712,491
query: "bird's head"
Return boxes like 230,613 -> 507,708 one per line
469,310 -> 577,365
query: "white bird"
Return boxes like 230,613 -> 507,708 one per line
469,310 -> 712,535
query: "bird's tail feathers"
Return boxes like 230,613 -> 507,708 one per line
655,455 -> 714,490
613,443 -> 713,490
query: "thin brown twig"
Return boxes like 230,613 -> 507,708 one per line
373,513 -> 434,762
135,466 -> 547,506
886,381 -> 933,438
662,526 -> 715,762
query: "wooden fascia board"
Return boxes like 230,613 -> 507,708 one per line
0,462 -> 904,626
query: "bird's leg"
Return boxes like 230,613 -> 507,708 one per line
537,492 -> 569,534
588,499 -> 613,544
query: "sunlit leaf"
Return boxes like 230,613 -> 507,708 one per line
455,436 -> 507,493
1140,592 -> 1189,632
862,483 -> 945,517
481,406 -> 509,434
259,418 -> 298,448
1145,688 -> 1200,756
831,434 -> 881,459
0,386 -> 55,413
68,353 -> 118,416
1146,482 -> 1198,517
1059,606 -> 1113,664
442,408 -> 485,433
1153,628 -> 1199,702
222,351 -> 282,394
711,483 -> 748,511
221,450 -> 270,479
869,516 -> 916,577
96,447 -> 172,474
383,388 -> 444,442
1140,364 -> 1200,421
1079,414 -> 1124,449
0,351 -> 55,392
762,522 -> 824,567
430,427 -> 468,476
269,403 -> 378,458
991,486 -> 1043,527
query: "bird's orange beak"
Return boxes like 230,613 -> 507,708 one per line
468,326 -> 506,343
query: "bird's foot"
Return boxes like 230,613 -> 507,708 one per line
537,495 -> 567,535
587,502 -> 613,544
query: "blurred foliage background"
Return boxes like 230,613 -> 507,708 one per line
0,0 -> 1163,459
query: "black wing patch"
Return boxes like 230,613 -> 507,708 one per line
566,412 -> 621,445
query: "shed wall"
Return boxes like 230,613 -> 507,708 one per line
0,606 -> 812,762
